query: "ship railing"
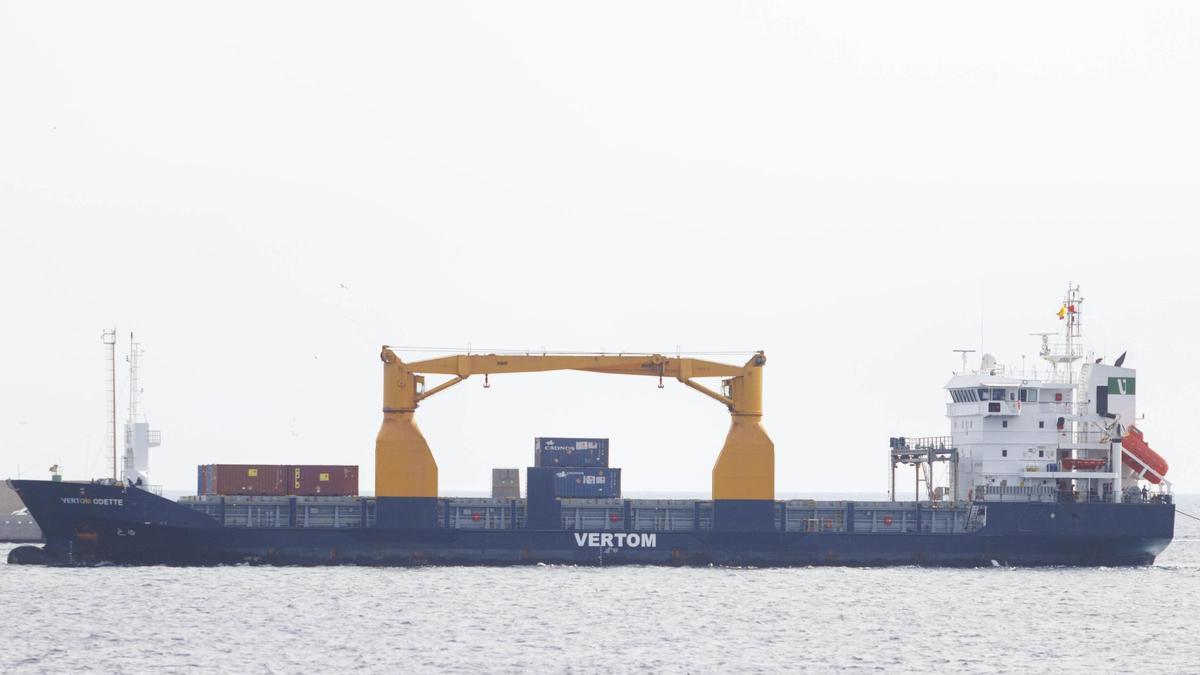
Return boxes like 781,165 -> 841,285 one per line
780,501 -> 980,534
181,495 -> 368,528
560,500 -> 625,531
1119,490 -> 1172,505
431,499 -> 988,534
889,436 -> 958,475
976,485 -> 1058,503
1035,401 -> 1075,414
889,436 -> 953,452
556,499 -> 712,532
973,486 -> 1174,505
971,360 -> 1083,384
442,498 -> 521,530
1056,427 -> 1117,449
431,499 -> 720,531
631,500 -> 981,534
420,498 -> 1006,534
295,496 -> 364,528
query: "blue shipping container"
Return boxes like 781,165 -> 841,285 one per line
197,464 -> 215,496
534,438 -> 610,468
527,467 -> 621,499
550,467 -> 621,498
535,448 -> 609,468
535,437 -> 609,451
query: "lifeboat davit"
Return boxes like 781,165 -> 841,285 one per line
1121,425 -> 1169,484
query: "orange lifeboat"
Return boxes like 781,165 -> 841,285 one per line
1120,425 -> 1169,484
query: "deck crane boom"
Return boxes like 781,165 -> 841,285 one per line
376,347 -> 775,528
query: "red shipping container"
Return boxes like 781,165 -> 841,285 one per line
287,465 -> 359,496
201,464 -> 288,496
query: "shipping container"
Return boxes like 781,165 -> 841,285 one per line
198,464 -> 289,496
197,464 -> 359,496
533,437 -> 610,468
535,437 -> 609,452
288,465 -> 359,496
528,467 -> 621,498
491,468 -> 520,500
199,464 -> 214,495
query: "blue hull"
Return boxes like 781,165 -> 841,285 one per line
8,480 -> 1174,567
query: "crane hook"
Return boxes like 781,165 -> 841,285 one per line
484,373 -> 491,389
658,364 -> 665,389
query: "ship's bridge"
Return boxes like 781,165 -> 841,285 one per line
943,375 -> 1074,420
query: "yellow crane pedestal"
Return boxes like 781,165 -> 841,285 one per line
375,410 -> 437,499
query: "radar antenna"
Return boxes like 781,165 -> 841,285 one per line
1029,333 -> 1055,360
952,349 -> 976,375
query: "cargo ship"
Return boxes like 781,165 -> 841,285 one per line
8,287 -> 1175,567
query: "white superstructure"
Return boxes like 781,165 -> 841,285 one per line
891,285 -> 1169,504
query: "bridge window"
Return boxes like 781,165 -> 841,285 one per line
1019,388 -> 1038,402
992,388 -> 1006,401
978,389 -> 990,401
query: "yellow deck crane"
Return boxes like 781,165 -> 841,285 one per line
375,348 -> 774,528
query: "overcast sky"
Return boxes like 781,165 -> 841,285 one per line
2,2 -> 1197,495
